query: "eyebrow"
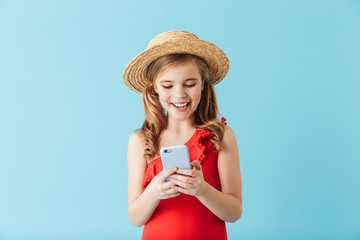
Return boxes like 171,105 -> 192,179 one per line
159,78 -> 199,83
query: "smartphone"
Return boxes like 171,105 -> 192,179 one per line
160,145 -> 191,181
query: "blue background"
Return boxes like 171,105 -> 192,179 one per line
1,0 -> 359,239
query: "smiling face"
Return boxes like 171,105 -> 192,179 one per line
154,58 -> 204,122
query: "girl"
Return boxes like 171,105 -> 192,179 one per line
123,31 -> 242,240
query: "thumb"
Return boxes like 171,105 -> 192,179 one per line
160,167 -> 178,182
191,160 -> 202,171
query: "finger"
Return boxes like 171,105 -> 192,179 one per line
165,185 -> 179,194
172,186 -> 195,196
170,177 -> 193,189
170,174 -> 194,184
191,160 -> 202,171
176,168 -> 192,176
159,167 -> 178,182
159,184 -> 178,196
162,181 -> 175,190
161,186 -> 181,198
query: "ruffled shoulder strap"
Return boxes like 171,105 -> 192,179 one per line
188,129 -> 214,164
221,117 -> 227,126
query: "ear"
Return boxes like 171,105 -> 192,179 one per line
201,79 -> 205,91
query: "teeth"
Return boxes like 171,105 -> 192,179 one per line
173,103 -> 188,108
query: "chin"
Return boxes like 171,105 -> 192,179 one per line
169,112 -> 195,122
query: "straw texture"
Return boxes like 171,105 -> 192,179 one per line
123,31 -> 229,93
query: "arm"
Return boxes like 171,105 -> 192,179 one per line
170,126 -> 242,222
127,131 -> 180,227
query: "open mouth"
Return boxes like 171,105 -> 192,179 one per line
171,102 -> 190,109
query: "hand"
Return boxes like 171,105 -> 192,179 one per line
170,160 -> 206,197
145,167 -> 181,200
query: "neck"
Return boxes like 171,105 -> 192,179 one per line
165,114 -> 196,134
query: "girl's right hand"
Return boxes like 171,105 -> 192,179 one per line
145,167 -> 181,200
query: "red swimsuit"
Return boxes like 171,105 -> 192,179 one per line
141,129 -> 227,240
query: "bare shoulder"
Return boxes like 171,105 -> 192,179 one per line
223,125 -> 236,137
222,125 -> 238,149
129,129 -> 144,143
128,130 -> 146,150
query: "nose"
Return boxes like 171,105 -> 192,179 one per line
174,86 -> 187,98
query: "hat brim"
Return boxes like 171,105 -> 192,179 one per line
123,39 -> 229,93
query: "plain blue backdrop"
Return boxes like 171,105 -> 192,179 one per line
1,0 -> 359,239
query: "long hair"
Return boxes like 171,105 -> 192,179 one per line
140,54 -> 224,162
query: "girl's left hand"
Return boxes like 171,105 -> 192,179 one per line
170,160 -> 206,197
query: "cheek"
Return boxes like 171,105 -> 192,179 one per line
190,88 -> 202,103
157,91 -> 170,105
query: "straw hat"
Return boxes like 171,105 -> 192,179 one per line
123,30 -> 229,93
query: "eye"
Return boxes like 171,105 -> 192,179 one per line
162,85 -> 173,89
185,83 -> 196,88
